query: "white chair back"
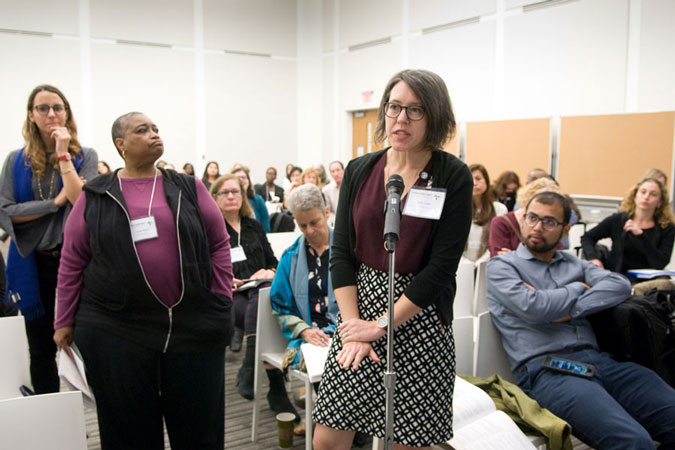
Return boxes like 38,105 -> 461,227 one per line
454,261 -> 474,317
475,311 -> 515,383
452,316 -> 475,376
0,316 -> 31,400
266,231 -> 301,260
0,391 -> 87,450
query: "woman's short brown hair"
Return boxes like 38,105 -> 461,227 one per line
374,69 -> 455,151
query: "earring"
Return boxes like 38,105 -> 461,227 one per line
122,151 -> 126,159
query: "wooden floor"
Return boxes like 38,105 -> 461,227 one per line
80,342 -> 373,450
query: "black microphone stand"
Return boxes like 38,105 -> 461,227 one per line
384,236 -> 397,450
382,174 -> 403,450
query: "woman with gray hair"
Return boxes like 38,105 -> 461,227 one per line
270,184 -> 339,431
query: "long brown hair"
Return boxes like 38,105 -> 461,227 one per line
620,177 -> 675,229
22,85 -> 81,178
493,170 -> 521,200
470,164 -> 496,226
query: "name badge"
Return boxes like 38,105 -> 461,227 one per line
130,216 -> 159,242
230,246 -> 247,263
403,187 -> 446,220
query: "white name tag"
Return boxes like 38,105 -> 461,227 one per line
403,187 -> 446,220
230,246 -> 247,263
130,216 -> 159,242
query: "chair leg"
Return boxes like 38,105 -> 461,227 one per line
251,357 -> 264,442
304,378 -> 313,450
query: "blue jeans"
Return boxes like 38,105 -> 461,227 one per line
516,349 -> 675,450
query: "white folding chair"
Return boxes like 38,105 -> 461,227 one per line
474,311 -> 515,383
454,260 -> 474,317
0,316 -> 32,400
266,231 -> 301,260
452,316 -> 475,376
0,391 -> 87,450
473,259 -> 489,316
251,287 -> 313,450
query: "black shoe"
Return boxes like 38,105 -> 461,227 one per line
266,369 -> 300,423
230,327 -> 244,353
236,365 -> 254,400
352,431 -> 370,448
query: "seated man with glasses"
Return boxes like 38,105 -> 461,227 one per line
487,191 -> 675,450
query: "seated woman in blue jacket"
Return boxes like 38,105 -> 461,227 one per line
271,183 -> 338,376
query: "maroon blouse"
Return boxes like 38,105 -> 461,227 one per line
353,153 -> 433,275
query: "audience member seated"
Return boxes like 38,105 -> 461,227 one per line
643,167 -> 667,187
282,163 -> 295,191
487,191 -> 675,450
182,162 -> 195,176
210,174 -> 299,419
283,166 -> 302,209
232,167 -> 271,233
526,167 -> 548,184
270,184 -> 337,421
313,163 -> 329,187
301,167 -> 323,189
322,161 -> 344,226
488,177 -> 560,257
255,166 -> 284,204
201,160 -> 220,190
97,161 -> 111,175
493,170 -> 521,212
464,164 -> 507,264
581,177 -> 675,284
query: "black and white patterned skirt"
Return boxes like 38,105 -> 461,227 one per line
312,264 -> 456,447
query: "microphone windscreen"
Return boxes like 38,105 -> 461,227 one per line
386,174 -> 404,195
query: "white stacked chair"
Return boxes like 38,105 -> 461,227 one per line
0,316 -> 32,400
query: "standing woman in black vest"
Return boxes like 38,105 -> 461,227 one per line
0,85 -> 98,393
53,112 -> 233,450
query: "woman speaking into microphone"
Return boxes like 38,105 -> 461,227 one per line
312,69 -> 473,449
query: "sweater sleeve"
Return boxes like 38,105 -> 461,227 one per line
580,213 -> 619,260
627,223 -> 675,269
55,193 -> 91,329
488,215 -> 513,257
195,179 -> 233,298
403,157 -> 473,309
330,159 -> 360,289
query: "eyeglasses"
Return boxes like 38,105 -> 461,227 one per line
33,104 -> 67,115
383,102 -> 425,121
524,212 -> 563,231
214,189 -> 241,197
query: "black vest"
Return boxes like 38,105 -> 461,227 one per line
75,169 -> 231,353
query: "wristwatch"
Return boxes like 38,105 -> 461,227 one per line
376,315 -> 388,329
57,153 -> 71,162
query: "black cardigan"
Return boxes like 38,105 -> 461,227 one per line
580,212 -> 675,276
330,148 -> 473,325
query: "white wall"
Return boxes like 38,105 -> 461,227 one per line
1,0 -> 675,186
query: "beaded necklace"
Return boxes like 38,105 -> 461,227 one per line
37,170 -> 56,200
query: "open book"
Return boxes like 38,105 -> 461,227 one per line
448,377 -> 537,450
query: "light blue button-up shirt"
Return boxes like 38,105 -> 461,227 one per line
487,244 -> 631,371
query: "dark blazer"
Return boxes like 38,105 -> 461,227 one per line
254,183 -> 284,203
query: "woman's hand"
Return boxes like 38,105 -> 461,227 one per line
250,268 -> 275,280
589,258 -> 604,268
340,318 -> 385,344
300,328 -> 330,347
232,278 -> 245,288
50,126 -> 71,156
497,248 -> 512,256
53,326 -> 74,358
623,219 -> 643,235
53,188 -> 68,207
336,341 -> 380,370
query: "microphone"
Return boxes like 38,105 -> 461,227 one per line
383,174 -> 405,249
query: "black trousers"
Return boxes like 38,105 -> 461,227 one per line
24,252 -> 60,394
75,326 -> 226,450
